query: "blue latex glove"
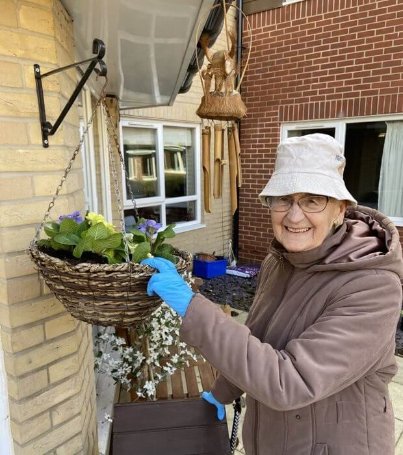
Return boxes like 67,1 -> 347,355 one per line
141,257 -> 195,317
201,391 -> 226,421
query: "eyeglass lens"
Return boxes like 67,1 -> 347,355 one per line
268,195 -> 328,213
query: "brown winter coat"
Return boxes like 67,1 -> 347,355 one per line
180,207 -> 403,455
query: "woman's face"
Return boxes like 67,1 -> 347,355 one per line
270,193 -> 347,253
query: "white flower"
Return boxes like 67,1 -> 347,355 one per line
104,413 -> 113,423
93,298 -> 203,398
143,381 -> 156,398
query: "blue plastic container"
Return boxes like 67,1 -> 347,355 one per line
193,257 -> 227,279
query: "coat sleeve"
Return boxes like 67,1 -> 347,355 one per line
210,374 -> 243,404
208,255 -> 275,404
180,270 -> 402,411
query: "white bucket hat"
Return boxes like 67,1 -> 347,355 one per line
259,133 -> 357,206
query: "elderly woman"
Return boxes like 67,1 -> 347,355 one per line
142,134 -> 403,455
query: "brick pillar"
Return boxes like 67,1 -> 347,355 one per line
0,1 -> 98,453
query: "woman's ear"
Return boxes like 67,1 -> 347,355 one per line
334,200 -> 347,226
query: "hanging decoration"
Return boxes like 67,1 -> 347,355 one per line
196,30 -> 246,122
213,124 -> 226,198
202,126 -> 212,212
195,2 -> 252,214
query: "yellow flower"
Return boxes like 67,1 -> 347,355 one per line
86,212 -> 105,225
86,212 -> 117,234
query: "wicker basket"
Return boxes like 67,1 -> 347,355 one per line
196,92 -> 247,121
29,242 -> 192,327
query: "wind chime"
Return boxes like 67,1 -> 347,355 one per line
196,1 -> 251,215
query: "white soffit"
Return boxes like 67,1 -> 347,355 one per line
62,0 -> 214,109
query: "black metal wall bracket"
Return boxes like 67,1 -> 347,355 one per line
34,38 -> 107,148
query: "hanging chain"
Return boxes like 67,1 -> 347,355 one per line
33,77 -> 109,242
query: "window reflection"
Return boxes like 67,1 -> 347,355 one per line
164,127 -> 195,198
166,201 -> 196,225
123,127 -> 158,198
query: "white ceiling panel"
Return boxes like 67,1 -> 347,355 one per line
62,0 -> 214,108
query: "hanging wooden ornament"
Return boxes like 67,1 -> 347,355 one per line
213,124 -> 225,199
202,126 -> 212,213
232,121 -> 242,187
227,126 -> 238,215
195,3 -> 252,122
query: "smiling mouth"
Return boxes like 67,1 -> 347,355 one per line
285,227 -> 311,233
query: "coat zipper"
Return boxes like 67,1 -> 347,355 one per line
254,400 -> 260,455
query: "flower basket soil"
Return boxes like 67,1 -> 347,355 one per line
29,242 -> 192,327
111,398 -> 231,455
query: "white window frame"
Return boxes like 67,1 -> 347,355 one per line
282,0 -> 304,5
282,115 -> 403,226
120,118 -> 202,233
80,88 -> 99,213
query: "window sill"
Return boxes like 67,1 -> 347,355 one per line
388,217 -> 403,228
174,222 -> 206,234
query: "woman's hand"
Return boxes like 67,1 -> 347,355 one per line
141,257 -> 195,317
201,391 -> 226,420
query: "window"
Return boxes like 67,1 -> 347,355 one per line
121,119 -> 201,232
282,117 -> 403,225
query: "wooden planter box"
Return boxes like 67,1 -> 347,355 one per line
111,398 -> 231,455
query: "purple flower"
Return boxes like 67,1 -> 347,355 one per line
134,219 -> 161,240
59,210 -> 83,223
136,224 -> 147,233
146,219 -> 162,231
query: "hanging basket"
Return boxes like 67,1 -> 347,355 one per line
29,241 -> 192,327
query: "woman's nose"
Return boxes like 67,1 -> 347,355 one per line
285,201 -> 306,222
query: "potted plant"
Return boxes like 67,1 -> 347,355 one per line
37,211 -> 179,265
29,210 -> 192,327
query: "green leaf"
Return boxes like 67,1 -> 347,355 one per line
131,241 -> 151,263
77,220 -> 90,236
92,233 -> 123,253
53,233 -> 81,246
102,249 -> 121,264
86,223 -> 109,241
155,243 -> 174,256
37,239 -> 52,248
73,237 -> 93,258
50,238 -> 71,251
152,224 -> 176,253
44,222 -> 60,238
129,228 -> 147,244
59,218 -> 79,234
162,224 -> 176,239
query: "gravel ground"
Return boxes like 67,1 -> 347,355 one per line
199,274 -> 403,355
199,273 -> 257,312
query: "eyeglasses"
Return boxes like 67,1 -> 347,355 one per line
266,195 -> 329,213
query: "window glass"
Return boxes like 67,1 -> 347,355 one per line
166,201 -> 196,225
163,126 -> 195,198
287,128 -> 335,138
344,122 -> 386,209
123,127 -> 159,199
124,206 -> 161,230
121,121 -> 200,230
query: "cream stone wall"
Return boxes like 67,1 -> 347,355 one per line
0,0 -> 97,453
119,8 -> 238,258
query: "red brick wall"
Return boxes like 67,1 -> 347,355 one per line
239,0 -> 403,263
